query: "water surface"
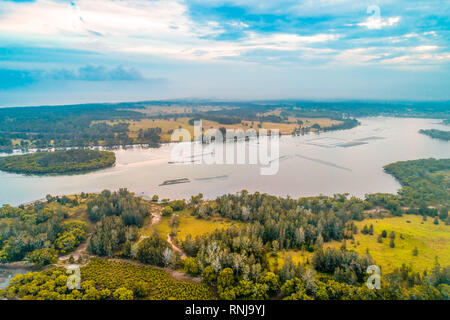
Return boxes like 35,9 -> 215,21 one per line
0,117 -> 448,206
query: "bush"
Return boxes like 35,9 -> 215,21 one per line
183,257 -> 200,276
113,287 -> 134,300
162,206 -> 174,217
137,234 -> 171,267
168,200 -> 186,211
28,248 -> 57,267
133,281 -> 150,298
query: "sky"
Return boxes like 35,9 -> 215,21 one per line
0,0 -> 449,106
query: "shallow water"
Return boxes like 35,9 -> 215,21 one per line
0,117 -> 448,206
0,268 -> 29,290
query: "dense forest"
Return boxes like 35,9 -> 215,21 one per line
384,158 -> 450,208
0,103 -> 159,151
0,149 -> 116,175
0,198 -> 89,264
419,129 -> 450,141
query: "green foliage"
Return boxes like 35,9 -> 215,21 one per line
183,257 -> 200,276
54,221 -> 89,255
28,248 -> 58,267
161,206 -> 174,217
0,258 -> 214,300
0,200 -> 88,263
419,129 -> 450,141
384,158 -> 450,207
0,103 -> 154,150
137,233 -> 171,267
168,200 -> 186,211
80,258 -> 214,300
89,216 -> 125,256
113,287 -> 134,300
312,248 -> 374,282
87,188 -> 148,226
0,149 -> 115,175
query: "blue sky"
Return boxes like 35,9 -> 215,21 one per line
0,0 -> 449,106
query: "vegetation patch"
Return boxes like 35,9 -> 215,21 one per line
0,149 -> 116,175
419,129 -> 450,141
145,208 -> 243,240
324,215 -> 450,273
0,258 -> 214,300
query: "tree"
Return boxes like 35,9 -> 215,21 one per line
183,257 -> 200,276
202,266 -> 217,284
315,234 -> 324,250
390,238 -> 395,248
88,216 -> 125,256
113,287 -> 133,300
259,272 -> 280,295
162,206 -> 174,217
133,281 -> 150,298
217,268 -> 235,290
136,234 -> 171,267
29,248 -> 57,267
152,195 -> 159,202
377,234 -> 383,243
162,248 -> 173,267
412,247 -> 419,256
439,207 -> 448,221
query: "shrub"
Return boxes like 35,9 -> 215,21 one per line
162,206 -> 174,217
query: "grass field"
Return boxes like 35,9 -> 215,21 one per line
141,208 -> 243,240
267,214 -> 450,274
267,249 -> 311,270
128,117 -> 341,142
327,215 -> 450,273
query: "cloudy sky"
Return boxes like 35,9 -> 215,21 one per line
0,0 -> 449,106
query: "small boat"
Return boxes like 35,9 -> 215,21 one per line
159,178 -> 190,186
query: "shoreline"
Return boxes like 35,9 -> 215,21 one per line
0,261 -> 33,270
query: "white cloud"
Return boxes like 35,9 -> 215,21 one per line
0,0 -> 446,69
412,45 -> 439,52
0,0 -> 339,61
358,16 -> 401,29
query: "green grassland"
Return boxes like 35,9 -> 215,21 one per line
337,215 -> 449,273
141,208 -> 243,240
267,215 -> 449,274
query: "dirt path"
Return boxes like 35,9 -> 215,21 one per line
138,205 -> 162,243
150,204 -> 162,225
167,233 -> 187,260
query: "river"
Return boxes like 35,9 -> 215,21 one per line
0,117 -> 448,206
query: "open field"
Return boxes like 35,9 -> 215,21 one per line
267,249 -> 310,270
141,208 -> 243,240
327,215 -> 449,273
127,117 -> 341,142
267,214 -> 450,274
